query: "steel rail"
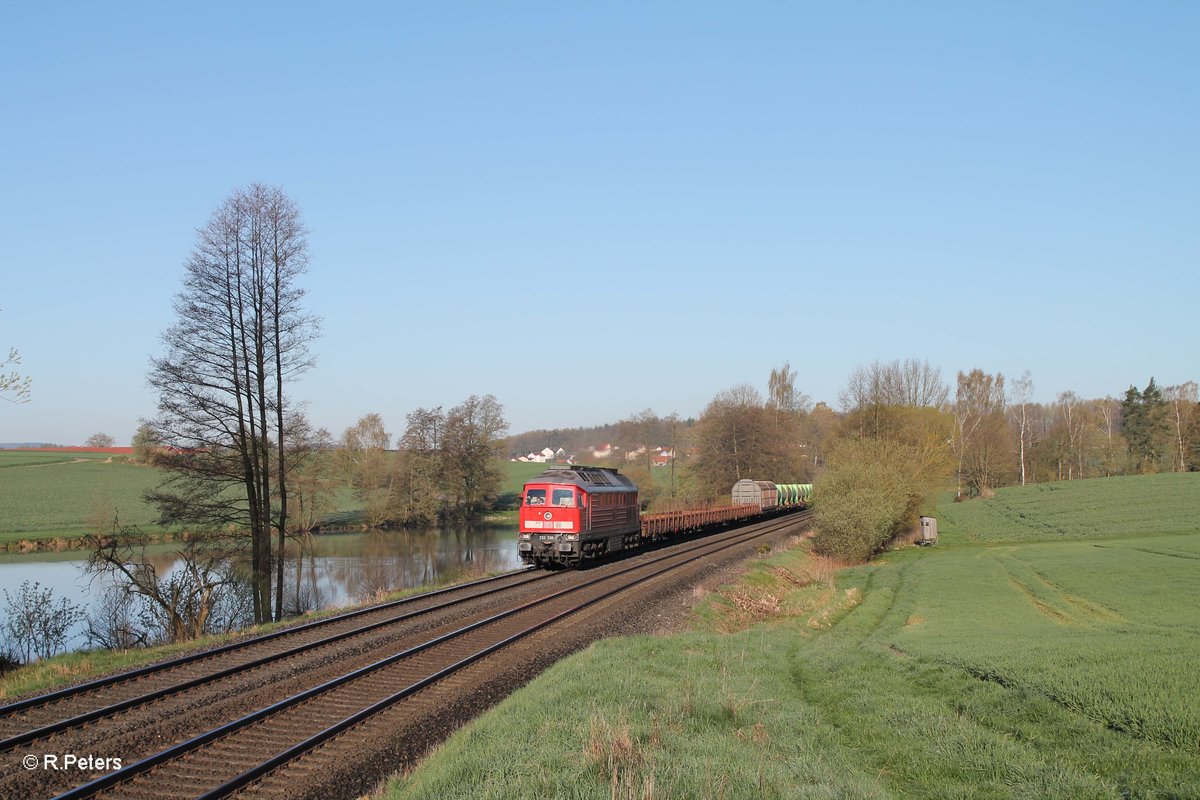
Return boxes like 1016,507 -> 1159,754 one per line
0,569 -> 550,751
0,567 -> 539,719
201,514 -> 808,799
53,511 -> 808,800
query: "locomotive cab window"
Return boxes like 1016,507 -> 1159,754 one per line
552,489 -> 575,507
525,489 -> 546,506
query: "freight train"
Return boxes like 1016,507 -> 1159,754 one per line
517,466 -> 811,567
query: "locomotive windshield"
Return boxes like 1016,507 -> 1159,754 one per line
551,489 -> 575,507
525,489 -> 546,506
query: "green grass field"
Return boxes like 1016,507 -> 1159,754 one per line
385,473 -> 1200,799
499,460 -> 548,497
0,453 -> 164,541
936,472 -> 1200,542
0,451 -> 123,468
0,453 -> 538,544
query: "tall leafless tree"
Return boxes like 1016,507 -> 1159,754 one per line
146,184 -> 318,623
689,384 -> 807,498
768,361 -> 811,414
840,358 -> 948,411
839,358 -> 949,442
951,369 -> 1006,497
1092,396 -> 1123,476
1008,370 -> 1033,485
1165,382 -> 1198,472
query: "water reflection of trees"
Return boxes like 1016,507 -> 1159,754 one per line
275,524 -> 519,610
83,531 -> 254,644
51,525 -> 520,648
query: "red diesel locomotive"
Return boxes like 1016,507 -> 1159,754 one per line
517,466 -> 641,566
517,465 -> 803,567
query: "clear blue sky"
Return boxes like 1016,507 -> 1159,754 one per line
1,2 -> 1196,445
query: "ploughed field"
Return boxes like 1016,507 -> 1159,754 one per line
386,472 -> 1200,800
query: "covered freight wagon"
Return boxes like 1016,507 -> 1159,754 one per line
731,479 -> 778,509
775,483 -> 813,506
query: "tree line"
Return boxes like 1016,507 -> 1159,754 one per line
671,358 -> 1199,562
330,397 -> 509,528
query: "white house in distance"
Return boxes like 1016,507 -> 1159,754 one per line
513,447 -> 569,464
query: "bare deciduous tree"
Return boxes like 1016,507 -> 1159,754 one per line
86,432 -> 115,448
441,395 -> 508,518
617,409 -> 660,472
340,412 -> 393,521
840,358 -> 948,411
84,528 -> 251,643
768,361 -> 811,414
85,586 -> 151,651
2,581 -> 81,663
951,369 -> 1007,497
688,384 -> 806,498
1008,371 -> 1033,485
396,406 -> 446,524
146,184 -> 319,623
1165,382 -> 1198,473
840,359 -> 949,443
1056,390 -> 1086,480
131,423 -> 165,465
1092,396 -> 1124,476
285,415 -> 337,533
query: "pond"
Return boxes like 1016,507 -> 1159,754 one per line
0,524 -> 522,655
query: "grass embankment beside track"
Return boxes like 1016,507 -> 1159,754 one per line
385,473 -> 1200,800
0,564 -> 511,702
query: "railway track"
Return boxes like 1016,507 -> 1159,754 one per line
6,510 -> 810,800
0,569 -> 551,750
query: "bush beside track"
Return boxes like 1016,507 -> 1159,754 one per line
384,476 -> 1200,800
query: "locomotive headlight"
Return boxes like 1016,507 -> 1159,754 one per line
565,533 -> 579,541
518,533 -> 531,540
